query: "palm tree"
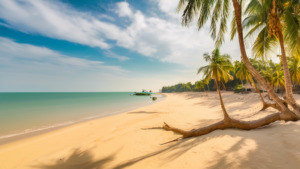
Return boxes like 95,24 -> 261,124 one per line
178,83 -> 192,92
236,61 -> 267,108
195,79 -> 207,95
260,65 -> 273,85
241,0 -> 300,111
237,0 -> 278,60
288,56 -> 300,89
197,48 -> 234,121
270,1 -> 298,105
271,69 -> 285,92
231,0 -> 299,117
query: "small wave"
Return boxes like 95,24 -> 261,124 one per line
0,114 -> 106,140
0,120 -> 74,140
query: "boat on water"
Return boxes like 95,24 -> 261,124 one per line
133,89 -> 153,96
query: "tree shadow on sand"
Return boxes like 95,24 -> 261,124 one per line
32,148 -> 116,169
112,121 -> 300,169
111,136 -> 214,169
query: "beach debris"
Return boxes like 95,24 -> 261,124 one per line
141,127 -> 163,130
160,137 -> 183,145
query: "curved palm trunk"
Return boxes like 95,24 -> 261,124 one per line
278,31 -> 298,106
253,82 -> 279,110
269,0 -> 298,111
248,77 -> 276,110
232,0 -> 299,119
215,79 -> 231,121
249,78 -> 269,108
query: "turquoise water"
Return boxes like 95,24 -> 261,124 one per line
0,92 -> 164,139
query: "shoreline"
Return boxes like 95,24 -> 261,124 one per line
0,94 -> 166,146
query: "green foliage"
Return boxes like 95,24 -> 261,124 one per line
271,69 -> 285,89
234,84 -> 244,93
162,83 -> 193,93
239,0 -> 300,59
177,0 -> 231,46
195,79 -> 206,90
161,57 -> 300,93
198,48 -> 234,88
288,56 -> 300,86
179,84 -> 192,92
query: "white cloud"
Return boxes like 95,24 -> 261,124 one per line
0,1 -> 246,73
0,37 -> 127,83
0,22 -> 12,28
0,0 -> 242,67
104,51 -> 130,61
155,0 -> 180,18
0,0 -> 134,49
0,37 -> 127,71
115,1 -> 133,17
98,14 -> 115,21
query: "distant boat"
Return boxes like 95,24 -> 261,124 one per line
132,89 -> 153,96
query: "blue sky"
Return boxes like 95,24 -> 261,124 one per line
0,0 -> 257,92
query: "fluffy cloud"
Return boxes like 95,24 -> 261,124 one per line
115,2 -> 133,17
116,1 -> 241,66
0,0 -> 134,49
0,0 -> 242,66
0,37 -> 125,71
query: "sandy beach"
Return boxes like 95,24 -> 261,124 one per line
1,92 -> 300,169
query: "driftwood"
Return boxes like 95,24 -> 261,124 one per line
161,112 -> 297,141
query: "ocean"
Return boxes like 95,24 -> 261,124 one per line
0,92 -> 164,140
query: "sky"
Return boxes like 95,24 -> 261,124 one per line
0,0 -> 276,92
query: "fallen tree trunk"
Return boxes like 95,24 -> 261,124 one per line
162,112 -> 298,138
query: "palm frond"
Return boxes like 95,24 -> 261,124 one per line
210,0 -> 222,39
215,0 -> 230,46
252,27 -> 278,60
230,13 -> 237,41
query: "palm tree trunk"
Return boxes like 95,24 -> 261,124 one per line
249,78 -> 277,110
249,78 -> 267,105
215,79 -> 231,121
269,0 -> 299,111
278,31 -> 298,105
231,0 -> 299,118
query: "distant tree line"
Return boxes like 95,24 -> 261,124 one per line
161,78 -> 245,93
162,58 -> 300,93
